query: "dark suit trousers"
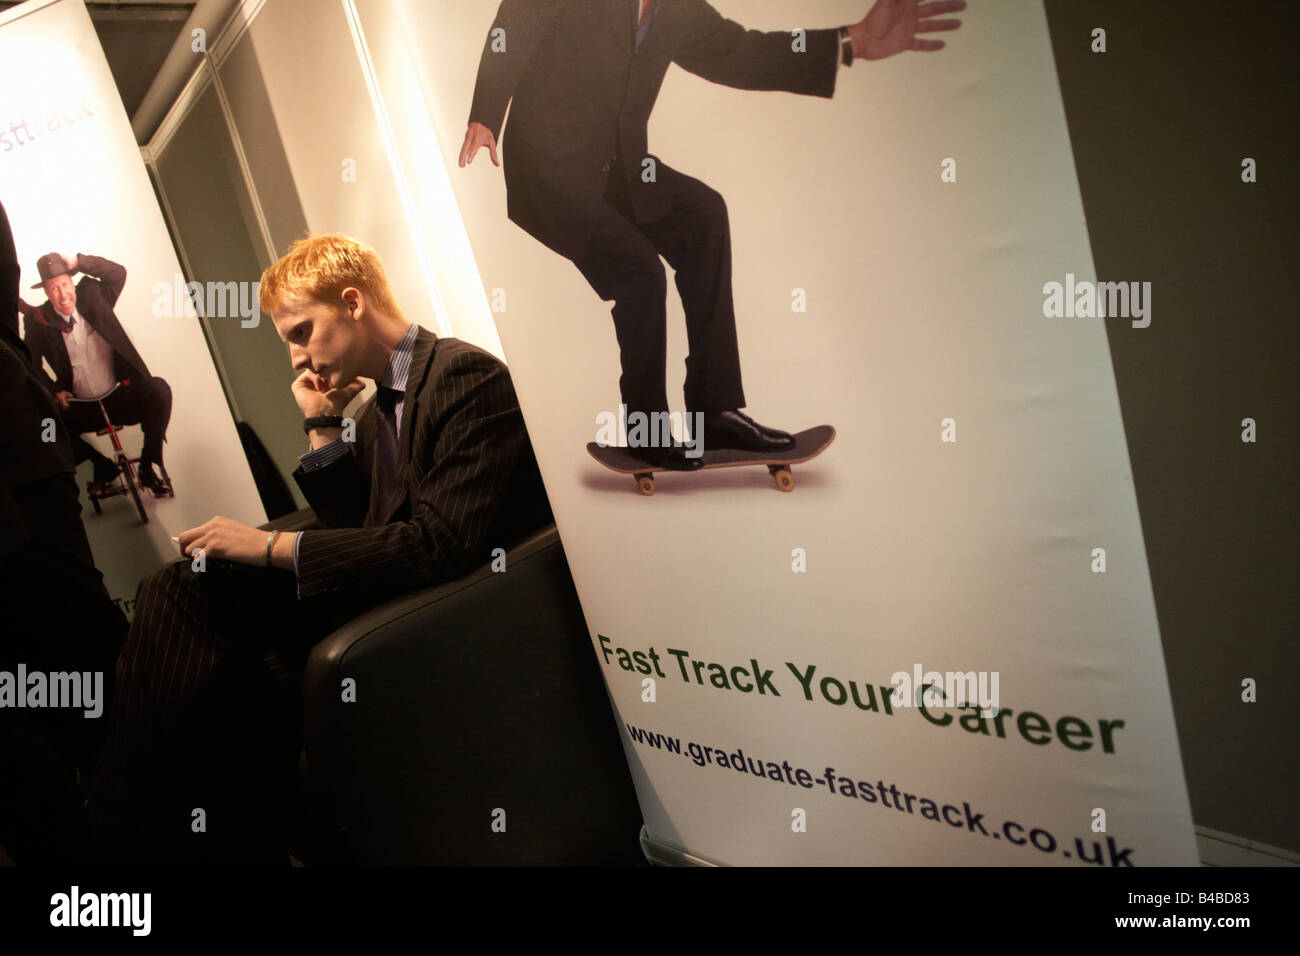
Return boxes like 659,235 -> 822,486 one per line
60,376 -> 172,473
574,160 -> 745,420
0,472 -> 127,767
0,474 -> 127,865
88,558 -> 389,864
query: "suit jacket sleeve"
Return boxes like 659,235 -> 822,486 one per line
671,0 -> 839,98
292,348 -> 531,600
75,255 -> 127,308
21,314 -> 60,394
292,407 -> 374,531
467,0 -> 563,140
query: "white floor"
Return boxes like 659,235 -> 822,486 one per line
75,446 -> 181,624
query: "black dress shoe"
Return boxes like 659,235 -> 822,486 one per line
698,410 -> 795,452
138,464 -> 174,497
87,478 -> 119,497
629,444 -> 704,471
91,456 -> 119,485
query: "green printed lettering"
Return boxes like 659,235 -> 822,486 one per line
1017,710 -> 1052,745
1056,716 -> 1094,751
918,695 -> 953,727
848,681 -> 879,712
958,705 -> 991,735
1098,719 -> 1126,753
707,663 -> 731,690
752,661 -> 779,696
647,647 -> 666,678
786,662 -> 816,700
991,706 -> 1014,738
667,647 -> 692,681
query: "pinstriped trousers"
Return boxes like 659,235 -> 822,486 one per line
88,556 -> 390,863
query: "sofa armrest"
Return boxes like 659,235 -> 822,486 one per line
299,524 -> 644,865
258,507 -> 318,533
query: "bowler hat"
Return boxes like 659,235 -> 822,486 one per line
31,252 -> 74,289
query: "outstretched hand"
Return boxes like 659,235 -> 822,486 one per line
850,0 -> 966,61
458,121 -> 500,168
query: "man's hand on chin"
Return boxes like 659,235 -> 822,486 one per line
292,369 -> 365,418
180,516 -> 293,568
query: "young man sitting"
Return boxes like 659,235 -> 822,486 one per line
88,234 -> 552,864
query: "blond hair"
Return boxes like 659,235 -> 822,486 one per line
259,234 -> 403,318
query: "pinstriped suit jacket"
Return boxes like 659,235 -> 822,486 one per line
292,327 -> 550,601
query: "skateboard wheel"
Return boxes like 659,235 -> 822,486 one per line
773,467 -> 794,492
635,474 -> 655,496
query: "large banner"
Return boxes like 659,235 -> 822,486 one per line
402,0 -> 1197,864
1,0 -> 263,610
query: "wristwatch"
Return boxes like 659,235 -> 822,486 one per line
303,415 -> 344,434
839,26 -> 854,67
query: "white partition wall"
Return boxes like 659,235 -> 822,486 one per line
1,0 -> 263,607
160,0 -> 505,359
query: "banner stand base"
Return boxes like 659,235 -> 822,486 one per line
639,828 -> 720,867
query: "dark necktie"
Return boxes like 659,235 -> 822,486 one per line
370,385 -> 402,524
636,0 -> 655,49
59,314 -> 75,333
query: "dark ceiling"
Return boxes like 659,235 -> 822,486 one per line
0,1 -> 194,117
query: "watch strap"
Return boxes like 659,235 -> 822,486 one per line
303,415 -> 344,434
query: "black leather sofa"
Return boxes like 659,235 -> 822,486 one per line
262,510 -> 645,865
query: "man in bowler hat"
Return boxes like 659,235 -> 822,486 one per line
21,252 -> 174,496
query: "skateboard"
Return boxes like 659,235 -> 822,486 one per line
586,425 -> 835,496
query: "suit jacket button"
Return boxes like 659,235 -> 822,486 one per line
601,163 -> 611,173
